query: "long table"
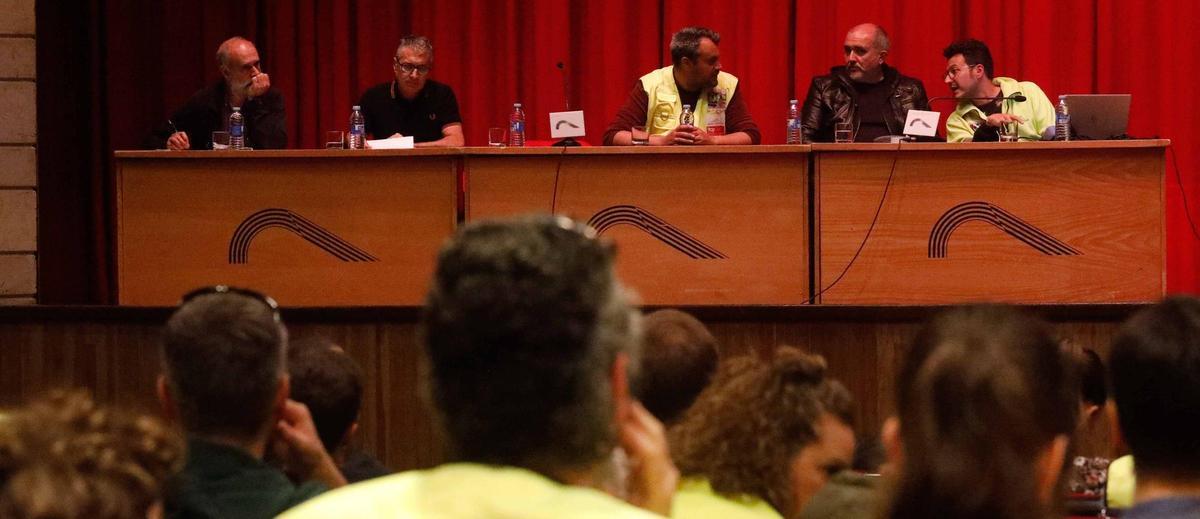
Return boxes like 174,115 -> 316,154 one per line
113,141 -> 1166,306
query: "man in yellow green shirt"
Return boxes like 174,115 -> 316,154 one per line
942,39 -> 1055,142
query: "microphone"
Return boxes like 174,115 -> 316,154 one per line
929,92 -> 1027,104
557,61 -> 570,111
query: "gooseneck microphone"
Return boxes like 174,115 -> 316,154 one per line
556,61 -> 570,111
929,92 -> 1027,104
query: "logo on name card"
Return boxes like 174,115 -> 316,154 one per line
228,208 -> 379,264
549,110 -> 586,138
928,201 -> 1081,258
587,205 -> 726,260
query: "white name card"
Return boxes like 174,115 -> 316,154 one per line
549,110 -> 586,139
904,110 -> 941,137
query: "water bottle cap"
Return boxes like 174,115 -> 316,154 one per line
514,103 -> 523,108
683,104 -> 692,109
352,105 -> 361,110
790,99 -> 798,103
231,106 -> 241,111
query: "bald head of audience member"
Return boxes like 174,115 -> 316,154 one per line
634,309 -> 719,425
0,391 -> 184,519
883,304 -> 1077,519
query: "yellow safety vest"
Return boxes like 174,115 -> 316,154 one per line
639,66 -> 739,136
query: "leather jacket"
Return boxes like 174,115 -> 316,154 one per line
800,65 -> 929,142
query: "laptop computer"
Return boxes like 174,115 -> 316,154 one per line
1062,94 -> 1131,140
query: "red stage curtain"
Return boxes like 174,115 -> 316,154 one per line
36,0 -> 1200,302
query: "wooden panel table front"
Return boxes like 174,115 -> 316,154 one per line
813,141 -> 1166,305
114,150 -> 459,306
465,146 -> 811,306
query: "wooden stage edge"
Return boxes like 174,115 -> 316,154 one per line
0,303 -> 1147,324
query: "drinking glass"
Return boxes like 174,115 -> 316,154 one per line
631,125 -> 649,145
488,127 -> 507,147
325,131 -> 344,149
834,122 -> 854,143
211,131 -> 230,150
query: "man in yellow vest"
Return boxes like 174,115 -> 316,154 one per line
604,26 -> 760,146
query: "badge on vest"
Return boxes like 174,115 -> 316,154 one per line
653,102 -> 675,126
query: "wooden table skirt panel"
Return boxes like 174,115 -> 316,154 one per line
813,142 -> 1165,304
0,305 -> 1133,470
115,151 -> 460,306
465,146 -> 811,305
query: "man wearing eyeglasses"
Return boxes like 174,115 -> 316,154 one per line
800,23 -> 930,143
152,37 -> 288,150
942,39 -> 1054,142
357,35 -> 464,147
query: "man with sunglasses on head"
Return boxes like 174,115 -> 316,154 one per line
801,23 -> 929,143
357,35 -> 464,147
153,37 -> 288,151
942,39 -> 1054,142
159,286 -> 346,519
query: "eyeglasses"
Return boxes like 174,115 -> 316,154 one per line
180,285 -> 281,323
394,61 -> 431,76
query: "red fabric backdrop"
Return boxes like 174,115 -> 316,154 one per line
36,0 -> 1200,302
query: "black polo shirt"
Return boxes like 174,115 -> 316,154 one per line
358,79 -> 462,143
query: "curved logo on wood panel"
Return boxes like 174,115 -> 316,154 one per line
928,201 -> 1081,258
229,208 -> 379,264
587,205 -> 727,259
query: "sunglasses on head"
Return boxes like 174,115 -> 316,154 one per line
179,285 -> 281,322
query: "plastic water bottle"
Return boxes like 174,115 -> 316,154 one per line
1055,95 -> 1070,141
508,102 -> 526,147
228,107 -> 245,150
349,105 -> 365,149
680,104 -> 694,127
787,99 -> 803,144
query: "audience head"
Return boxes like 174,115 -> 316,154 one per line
422,215 -> 639,475
942,39 -> 995,100
670,347 -> 856,517
287,336 -> 364,455
633,309 -> 719,425
1110,296 -> 1200,482
670,26 -> 722,90
159,286 -> 288,444
215,36 -> 262,89
0,391 -> 184,519
393,35 -> 434,99
843,23 -> 890,83
885,304 -> 1077,519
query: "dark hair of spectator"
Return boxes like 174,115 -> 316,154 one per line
943,38 -> 995,78
0,391 -> 184,519
885,305 -> 1078,519
634,309 -> 719,425
670,26 -> 721,66
161,291 -> 285,441
1077,348 -> 1107,407
287,336 -> 364,453
421,215 -> 638,475
669,347 -> 854,517
1110,296 -> 1200,480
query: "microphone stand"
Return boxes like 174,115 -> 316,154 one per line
553,61 -> 581,147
